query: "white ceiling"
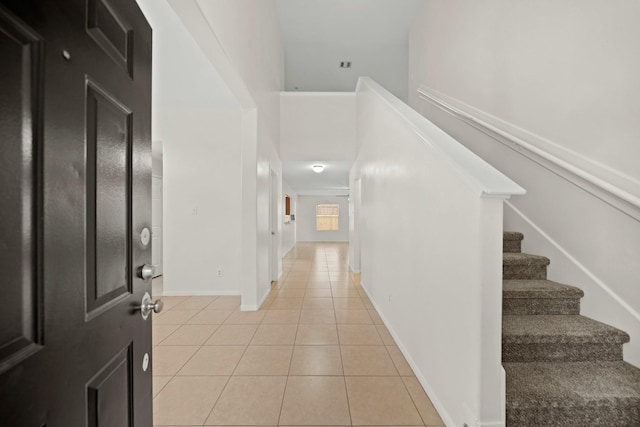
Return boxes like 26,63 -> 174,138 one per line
277,0 -> 422,196
282,161 -> 352,196
277,0 -> 423,99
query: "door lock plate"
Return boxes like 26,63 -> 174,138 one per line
140,227 -> 151,246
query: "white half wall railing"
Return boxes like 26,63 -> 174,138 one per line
412,84 -> 640,368
350,77 -> 525,427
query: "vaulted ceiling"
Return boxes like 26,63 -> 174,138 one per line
277,0 -> 422,195
276,0 -> 423,100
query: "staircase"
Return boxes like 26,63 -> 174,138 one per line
502,232 -> 640,426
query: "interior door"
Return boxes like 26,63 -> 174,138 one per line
0,0 -> 154,425
270,169 -> 279,281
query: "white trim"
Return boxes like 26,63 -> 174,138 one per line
295,189 -> 350,197
417,86 -> 640,222
241,287 -> 272,312
506,200 -> 640,324
356,77 -> 525,199
360,281 -> 456,427
282,245 -> 295,257
479,421 -> 507,427
349,264 -> 361,274
162,290 -> 240,296
280,91 -> 356,98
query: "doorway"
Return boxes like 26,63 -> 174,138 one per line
269,169 -> 279,282
350,178 -> 362,273
152,140 -> 164,296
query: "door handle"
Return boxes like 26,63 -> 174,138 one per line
137,264 -> 156,281
271,231 -> 275,235
139,292 -> 163,320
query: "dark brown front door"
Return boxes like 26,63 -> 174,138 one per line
0,0 -> 153,425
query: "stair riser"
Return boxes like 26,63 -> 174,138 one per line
503,298 -> 580,315
503,240 -> 521,253
503,343 -> 624,363
503,265 -> 547,280
507,405 -> 640,427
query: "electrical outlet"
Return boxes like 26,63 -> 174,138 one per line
216,268 -> 223,277
191,207 -> 198,216
388,294 -> 392,303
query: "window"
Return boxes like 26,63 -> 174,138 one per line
316,203 -> 339,231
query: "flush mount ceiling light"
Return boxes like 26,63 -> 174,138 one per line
312,164 -> 324,173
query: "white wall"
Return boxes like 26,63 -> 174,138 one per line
190,0 -> 285,309
162,108 -> 243,295
282,180 -> 297,255
410,0 -> 640,367
280,93 -> 356,161
277,0 -> 422,100
352,78 -> 522,427
134,0 -> 238,143
135,0 -> 243,296
284,44 -> 408,99
410,1 -> 640,184
296,196 -> 349,242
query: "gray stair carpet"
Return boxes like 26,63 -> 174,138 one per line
502,232 -> 640,426
503,252 -> 550,280
503,231 -> 524,253
504,361 -> 640,426
503,280 -> 583,315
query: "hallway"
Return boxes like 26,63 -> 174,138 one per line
151,242 -> 444,426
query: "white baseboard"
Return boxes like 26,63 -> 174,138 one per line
283,245 -> 295,257
360,281 -> 457,427
478,421 -> 507,427
241,287 -> 272,312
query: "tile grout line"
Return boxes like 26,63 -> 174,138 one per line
201,306 -> 259,426
327,247 -> 355,427
155,244 -> 399,426
154,301 -> 219,426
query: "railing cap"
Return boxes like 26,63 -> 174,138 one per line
356,77 -> 526,198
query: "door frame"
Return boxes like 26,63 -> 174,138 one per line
151,139 -> 163,278
350,177 -> 362,273
269,168 -> 279,282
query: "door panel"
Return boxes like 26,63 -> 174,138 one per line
86,80 -> 132,314
0,2 -> 43,374
0,0 -> 152,425
87,0 -> 134,76
87,343 -> 133,427
87,345 -> 134,427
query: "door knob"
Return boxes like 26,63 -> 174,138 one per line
137,264 -> 155,281
139,292 -> 163,320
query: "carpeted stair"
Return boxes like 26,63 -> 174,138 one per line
502,231 -> 640,426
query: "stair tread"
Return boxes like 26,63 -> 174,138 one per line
503,231 -> 524,241
503,280 -> 584,299
504,361 -> 640,408
503,252 -> 550,266
503,315 -> 630,344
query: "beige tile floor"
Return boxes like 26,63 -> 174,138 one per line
152,242 -> 444,426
